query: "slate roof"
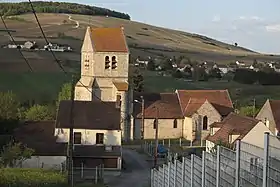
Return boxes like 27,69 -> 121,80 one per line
90,27 -> 129,53
56,100 -> 121,130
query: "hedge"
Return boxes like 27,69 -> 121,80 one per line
0,168 -> 67,187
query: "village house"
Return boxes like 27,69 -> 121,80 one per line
55,100 -> 122,170
256,99 -> 280,136
132,90 -> 234,141
12,121 -> 67,169
8,41 -> 36,49
205,112 -> 272,152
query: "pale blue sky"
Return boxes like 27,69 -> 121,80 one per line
7,0 -> 280,54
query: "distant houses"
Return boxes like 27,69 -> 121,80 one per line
8,41 -> 37,49
4,41 -> 72,52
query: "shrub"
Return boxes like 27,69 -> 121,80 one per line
0,168 -> 67,187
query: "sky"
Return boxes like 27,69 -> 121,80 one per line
4,0 -> 280,54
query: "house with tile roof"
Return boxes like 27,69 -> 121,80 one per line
205,113 -> 272,152
132,90 -> 234,141
74,26 -> 132,141
256,99 -> 280,136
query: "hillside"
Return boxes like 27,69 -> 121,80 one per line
0,12 -> 280,72
0,1 -> 130,20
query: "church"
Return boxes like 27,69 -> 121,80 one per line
57,26 -> 133,142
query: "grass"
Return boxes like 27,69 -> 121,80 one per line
0,168 -> 106,187
143,71 -> 280,107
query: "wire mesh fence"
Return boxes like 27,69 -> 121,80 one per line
151,133 -> 280,187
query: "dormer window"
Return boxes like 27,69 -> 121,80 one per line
105,56 -> 110,69
112,56 -> 117,69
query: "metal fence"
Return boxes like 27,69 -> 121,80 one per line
73,164 -> 104,184
151,132 -> 280,187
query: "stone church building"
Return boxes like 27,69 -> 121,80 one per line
74,26 -> 132,141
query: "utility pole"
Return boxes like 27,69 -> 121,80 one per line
68,75 -> 75,187
154,107 -> 159,168
253,98 -> 256,117
141,96 -> 145,140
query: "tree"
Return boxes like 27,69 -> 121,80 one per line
57,82 -> 72,107
192,67 -> 208,81
0,141 -> 34,167
147,59 -> 156,71
162,58 -> 173,70
208,68 -> 222,79
132,68 -> 144,92
239,106 -> 259,117
172,70 -> 183,78
25,104 -> 55,121
0,91 -> 20,120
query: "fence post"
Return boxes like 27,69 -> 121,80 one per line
163,164 -> 166,186
151,169 -> 154,187
235,140 -> 241,187
191,154 -> 194,187
174,159 -> 177,187
263,132 -> 269,187
167,162 -> 171,187
180,138 -> 182,147
95,166 -> 98,184
81,162 -> 84,178
169,139 -> 171,147
157,167 -> 160,187
216,146 -> 221,187
190,140 -> 193,147
163,139 -> 165,145
182,157 -> 186,187
202,151 -> 206,187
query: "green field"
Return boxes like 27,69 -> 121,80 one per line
1,71 -> 280,108
0,72 -> 72,104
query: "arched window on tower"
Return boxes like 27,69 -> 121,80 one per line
105,56 -> 110,69
112,56 -> 117,69
203,116 -> 208,130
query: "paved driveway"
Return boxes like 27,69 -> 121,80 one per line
105,149 -> 151,187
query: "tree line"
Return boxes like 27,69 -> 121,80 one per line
0,1 -> 130,20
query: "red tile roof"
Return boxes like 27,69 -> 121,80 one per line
268,100 -> 280,131
206,113 -> 260,144
133,92 -> 183,119
90,27 -> 129,52
176,90 -> 233,116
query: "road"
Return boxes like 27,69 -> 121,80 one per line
66,14 -> 79,28
105,149 -> 151,187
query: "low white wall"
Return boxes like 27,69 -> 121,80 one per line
18,156 -> 66,169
